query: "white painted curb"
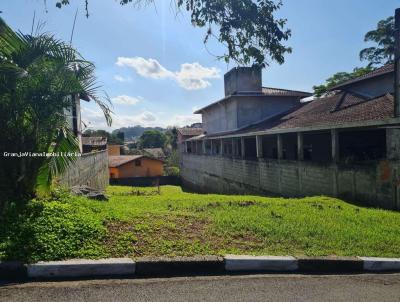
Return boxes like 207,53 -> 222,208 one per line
359,257 -> 400,271
224,255 -> 298,272
27,258 -> 135,278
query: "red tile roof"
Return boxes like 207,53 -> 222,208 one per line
177,127 -> 204,136
330,64 -> 394,91
108,155 -> 143,168
205,92 -> 395,137
109,155 -> 164,168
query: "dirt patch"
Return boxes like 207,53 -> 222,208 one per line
103,215 -> 264,257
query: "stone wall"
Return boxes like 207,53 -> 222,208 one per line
181,154 -> 400,210
59,150 -> 109,191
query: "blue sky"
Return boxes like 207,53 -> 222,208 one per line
2,0 -> 399,130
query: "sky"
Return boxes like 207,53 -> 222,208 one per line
1,0 -> 399,131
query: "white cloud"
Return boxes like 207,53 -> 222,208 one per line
111,95 -> 141,105
175,62 -> 220,90
116,56 -> 220,90
116,57 -> 174,79
113,75 -> 132,82
166,114 -> 201,127
81,106 -> 159,130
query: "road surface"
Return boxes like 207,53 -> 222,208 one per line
1,273 -> 399,302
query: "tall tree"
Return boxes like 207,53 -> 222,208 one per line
0,18 -> 111,207
54,0 -> 291,67
359,16 -> 395,67
138,130 -> 166,148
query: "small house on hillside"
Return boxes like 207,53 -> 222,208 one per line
108,143 -> 164,178
109,155 -> 164,178
143,148 -> 166,160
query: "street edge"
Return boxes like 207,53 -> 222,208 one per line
1,256 -> 400,280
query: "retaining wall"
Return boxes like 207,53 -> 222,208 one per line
181,154 -> 400,210
59,150 -> 109,191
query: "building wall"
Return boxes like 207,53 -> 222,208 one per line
202,99 -> 238,134
202,96 -> 301,135
59,150 -> 109,190
236,96 -> 300,129
108,145 -> 121,156
181,154 -> 400,210
110,158 -> 164,178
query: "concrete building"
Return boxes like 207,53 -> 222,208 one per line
180,64 -> 400,210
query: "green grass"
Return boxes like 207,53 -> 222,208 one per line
1,185 -> 400,262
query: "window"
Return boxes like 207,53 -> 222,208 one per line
135,159 -> 141,166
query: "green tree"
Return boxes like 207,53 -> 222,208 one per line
54,0 -> 291,67
0,18 -> 111,208
360,16 -> 395,67
313,66 -> 374,97
138,130 -> 166,148
165,127 -> 178,151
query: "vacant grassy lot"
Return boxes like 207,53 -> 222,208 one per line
1,185 -> 400,262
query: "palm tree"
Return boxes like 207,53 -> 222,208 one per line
0,18 -> 112,209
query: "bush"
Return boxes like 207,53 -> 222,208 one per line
165,166 -> 180,176
0,193 -> 107,262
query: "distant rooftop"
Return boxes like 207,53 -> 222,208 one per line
177,127 -> 204,136
82,136 -> 107,146
109,155 -> 163,168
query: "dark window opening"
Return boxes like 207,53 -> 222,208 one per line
135,159 -> 141,166
205,140 -> 212,155
223,140 -> 233,156
303,132 -> 332,162
211,140 -> 220,155
244,137 -> 257,158
262,135 -> 277,159
281,133 -> 298,160
339,129 -> 386,162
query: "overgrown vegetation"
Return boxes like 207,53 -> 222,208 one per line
1,186 -> 399,262
0,18 -> 111,209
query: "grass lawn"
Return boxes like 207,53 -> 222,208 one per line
1,185 -> 400,262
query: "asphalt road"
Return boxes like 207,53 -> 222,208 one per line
0,273 -> 399,302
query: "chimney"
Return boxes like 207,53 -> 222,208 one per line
224,67 -> 262,96
395,8 -> 400,117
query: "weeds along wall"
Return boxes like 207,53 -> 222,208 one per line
181,154 -> 400,210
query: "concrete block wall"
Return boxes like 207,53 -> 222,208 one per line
181,154 -> 400,210
59,150 -> 109,191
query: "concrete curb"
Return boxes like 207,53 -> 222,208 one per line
1,255 -> 400,280
27,258 -> 135,279
359,257 -> 400,272
225,255 -> 298,272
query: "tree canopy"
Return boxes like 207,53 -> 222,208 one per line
138,130 -> 167,148
313,15 -> 394,96
54,0 -> 291,67
359,16 -> 395,67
